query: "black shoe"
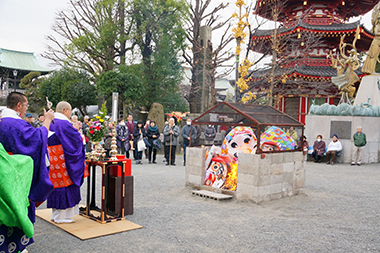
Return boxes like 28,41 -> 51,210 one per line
357,163 -> 361,166
149,161 -> 152,164
351,163 -> 355,166
172,163 -> 176,166
153,161 -> 157,164
318,160 -> 321,163
183,162 -> 186,166
314,161 -> 318,163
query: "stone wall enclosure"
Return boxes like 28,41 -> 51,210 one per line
185,147 -> 306,203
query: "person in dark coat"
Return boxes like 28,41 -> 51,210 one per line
116,118 -> 129,157
103,121 -> 115,158
146,121 -> 160,164
181,118 -> 197,166
133,120 -> 146,164
204,125 -> 216,145
312,134 -> 326,163
193,125 -> 202,146
126,114 -> 135,159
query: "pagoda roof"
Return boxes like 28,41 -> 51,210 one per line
251,21 -> 373,39
0,48 -> 50,73
248,64 -> 364,80
250,21 -> 374,54
254,0 -> 379,22
246,64 -> 365,96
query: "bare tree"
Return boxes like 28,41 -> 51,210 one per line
183,0 -> 234,113
43,0 -> 132,77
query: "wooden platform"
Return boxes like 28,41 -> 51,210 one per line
192,190 -> 233,201
36,208 -> 142,240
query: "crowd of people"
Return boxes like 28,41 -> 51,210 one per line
0,91 -> 370,253
110,116 -> 200,166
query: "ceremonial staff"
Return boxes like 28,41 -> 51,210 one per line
46,97 -> 54,124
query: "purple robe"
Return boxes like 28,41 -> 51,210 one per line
0,118 -> 53,204
46,118 -> 85,210
0,117 -> 53,251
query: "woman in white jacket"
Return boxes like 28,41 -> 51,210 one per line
326,134 -> 342,165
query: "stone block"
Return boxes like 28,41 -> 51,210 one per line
236,183 -> 254,199
253,175 -> 270,186
293,179 -> 304,190
294,168 -> 304,179
186,165 -> 203,176
258,185 -> 270,196
283,152 -> 295,163
270,174 -> 283,185
256,164 -> 270,176
283,162 -> 294,173
270,163 -> 283,175
294,161 -> 304,172
187,147 -> 205,167
238,153 -> 258,175
294,151 -> 304,162
270,153 -> 284,164
283,172 -> 293,183
186,174 -> 202,186
237,173 -> 254,185
282,182 -> 293,197
258,155 -> 271,165
270,183 -> 282,194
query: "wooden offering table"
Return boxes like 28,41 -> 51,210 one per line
80,157 -> 133,223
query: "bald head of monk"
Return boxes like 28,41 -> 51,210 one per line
56,101 -> 72,119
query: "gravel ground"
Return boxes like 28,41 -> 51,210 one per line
29,156 -> 380,253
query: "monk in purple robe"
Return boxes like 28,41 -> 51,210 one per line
0,92 -> 55,253
47,101 -> 85,223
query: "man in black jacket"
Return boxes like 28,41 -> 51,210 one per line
181,118 -> 197,166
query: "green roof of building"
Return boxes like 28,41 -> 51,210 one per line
0,48 -> 50,73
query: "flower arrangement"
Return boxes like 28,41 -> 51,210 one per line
88,102 -> 107,142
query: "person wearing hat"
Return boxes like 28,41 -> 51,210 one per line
24,113 -> 35,126
326,134 -> 342,165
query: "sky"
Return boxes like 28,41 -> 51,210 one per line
0,0 -> 374,74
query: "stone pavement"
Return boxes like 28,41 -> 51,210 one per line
29,157 -> 380,252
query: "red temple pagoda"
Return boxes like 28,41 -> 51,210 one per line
248,0 -> 378,124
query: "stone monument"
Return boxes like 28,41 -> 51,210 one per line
147,102 -> 165,132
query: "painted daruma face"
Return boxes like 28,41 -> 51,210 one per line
204,157 -> 230,187
221,127 -> 257,161
261,142 -> 280,152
